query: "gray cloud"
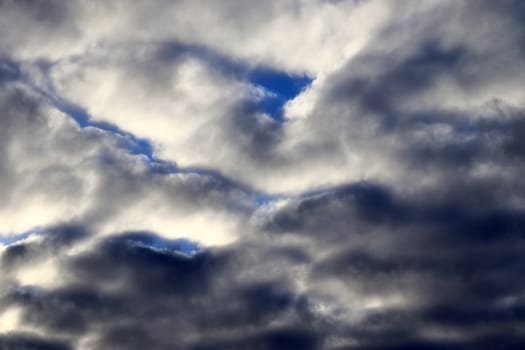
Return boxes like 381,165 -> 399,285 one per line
1,1 -> 525,349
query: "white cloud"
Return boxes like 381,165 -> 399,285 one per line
0,82 -> 253,246
0,306 -> 23,332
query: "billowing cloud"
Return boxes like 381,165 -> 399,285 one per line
1,0 -> 525,349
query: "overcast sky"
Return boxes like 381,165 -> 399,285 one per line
1,1 -> 525,349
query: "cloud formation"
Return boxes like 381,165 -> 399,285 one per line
1,0 -> 525,349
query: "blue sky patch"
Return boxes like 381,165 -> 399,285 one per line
248,68 -> 312,120
120,232 -> 202,257
0,227 -> 43,246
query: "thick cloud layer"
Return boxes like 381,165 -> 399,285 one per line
1,0 -> 525,349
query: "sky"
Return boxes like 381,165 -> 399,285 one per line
1,0 -> 525,349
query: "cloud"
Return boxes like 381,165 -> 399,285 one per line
0,80 -> 254,246
2,228 -> 316,348
0,334 -> 72,350
1,0 -> 525,349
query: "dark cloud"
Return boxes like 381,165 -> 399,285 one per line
259,178 -> 525,347
2,225 -> 88,270
325,41 -> 467,126
1,230 -> 321,348
0,334 -> 72,350
2,197 -> 524,348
